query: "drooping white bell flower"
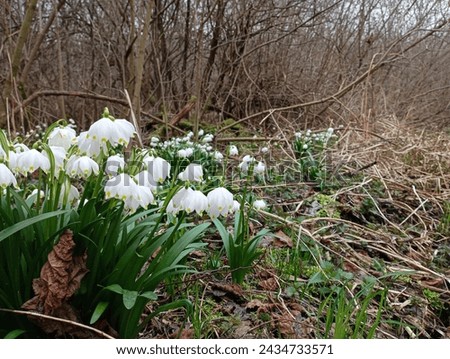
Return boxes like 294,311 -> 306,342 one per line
213,151 -> 224,162
178,163 -> 203,182
207,187 -> 234,219
260,146 -> 269,154
238,155 -> 255,174
0,163 -> 17,188
77,131 -> 106,157
42,146 -> 67,175
58,182 -> 80,206
66,155 -> 99,178
228,145 -> 239,156
253,199 -> 267,210
47,126 -> 76,150
202,133 -> 214,143
134,170 -> 158,192
123,185 -> 154,212
166,187 -> 193,215
87,117 -> 135,147
105,155 -> 125,176
16,149 -> 50,175
232,200 -> 241,212
147,157 -> 171,183
254,161 -> 266,175
184,190 -> 208,214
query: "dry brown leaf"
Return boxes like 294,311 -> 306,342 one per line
22,230 -> 90,336
246,299 -> 265,310
210,282 -> 244,299
273,230 -> 293,248
259,277 -> 278,291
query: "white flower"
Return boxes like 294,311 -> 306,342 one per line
42,146 -> 67,174
213,151 -> 223,162
105,155 -> 125,176
207,187 -> 234,219
260,146 -> 269,154
134,170 -> 158,192
126,185 -> 154,212
198,129 -> 204,137
178,163 -> 203,182
147,157 -> 171,183
302,144 -> 308,150
77,131 -> 106,157
254,161 -> 265,174
88,117 -> 135,146
0,163 -> 17,188
66,156 -> 99,178
238,155 -> 255,174
167,187 -> 193,215
59,183 -> 80,206
0,146 -> 7,160
26,189 -> 45,203
242,155 -> 254,163
202,133 -> 214,143
184,190 -> 208,214
16,149 -> 50,175
47,126 -> 76,150
177,149 -> 189,158
185,148 -> 194,157
253,199 -> 267,210
229,145 -> 239,156
14,143 -> 29,153
232,200 -> 241,212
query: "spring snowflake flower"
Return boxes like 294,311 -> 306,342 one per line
228,145 -> 239,156
254,161 -> 265,174
88,117 -> 135,146
147,157 -> 171,183
134,170 -> 158,192
260,146 -> 269,154
16,149 -> 50,175
26,189 -> 45,203
58,183 -> 80,206
167,187 -> 194,215
184,190 -> 208,214
253,199 -> 267,210
302,144 -> 308,150
202,133 -> 214,143
47,126 -> 76,150
238,155 -> 255,174
178,163 -> 203,182
42,146 -> 67,175
232,200 -> 241,212
105,155 -> 125,176
198,129 -> 204,137
0,163 -> 17,188
207,187 -> 234,219
213,151 -> 224,162
66,156 -> 99,178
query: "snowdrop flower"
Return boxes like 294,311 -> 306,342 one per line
213,151 -> 224,162
229,145 -> 239,156
77,131 -> 106,157
105,173 -> 135,200
16,149 -> 50,175
302,144 -> 308,150
0,163 -> 17,188
185,148 -> 194,157
260,146 -> 269,154
232,200 -> 241,212
253,199 -> 267,210
184,190 -> 208,214
126,185 -> 154,212
178,163 -> 203,182
47,126 -> 76,150
198,129 -> 204,137
207,187 -> 234,219
254,161 -> 265,175
238,155 -> 255,174
147,157 -> 171,183
105,155 -> 125,176
66,156 -> 99,178
242,155 -> 255,163
167,187 -> 194,215
295,132 -> 302,139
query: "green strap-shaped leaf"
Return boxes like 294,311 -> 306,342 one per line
0,209 -> 71,243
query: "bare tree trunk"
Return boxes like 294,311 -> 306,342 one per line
1,0 -> 38,128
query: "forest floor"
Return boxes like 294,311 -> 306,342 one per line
141,116 -> 450,339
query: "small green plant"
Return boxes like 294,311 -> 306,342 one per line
214,206 -> 270,284
292,128 -> 336,185
319,282 -> 387,339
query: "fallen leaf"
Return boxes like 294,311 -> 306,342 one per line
210,282 -> 244,300
259,277 -> 278,291
273,230 -> 293,248
22,230 -> 90,337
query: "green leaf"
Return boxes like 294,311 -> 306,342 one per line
104,284 -> 124,295
308,271 -> 325,284
122,289 -> 139,310
0,209 -> 71,243
4,329 -> 26,339
90,301 -> 109,324
140,291 -> 157,301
